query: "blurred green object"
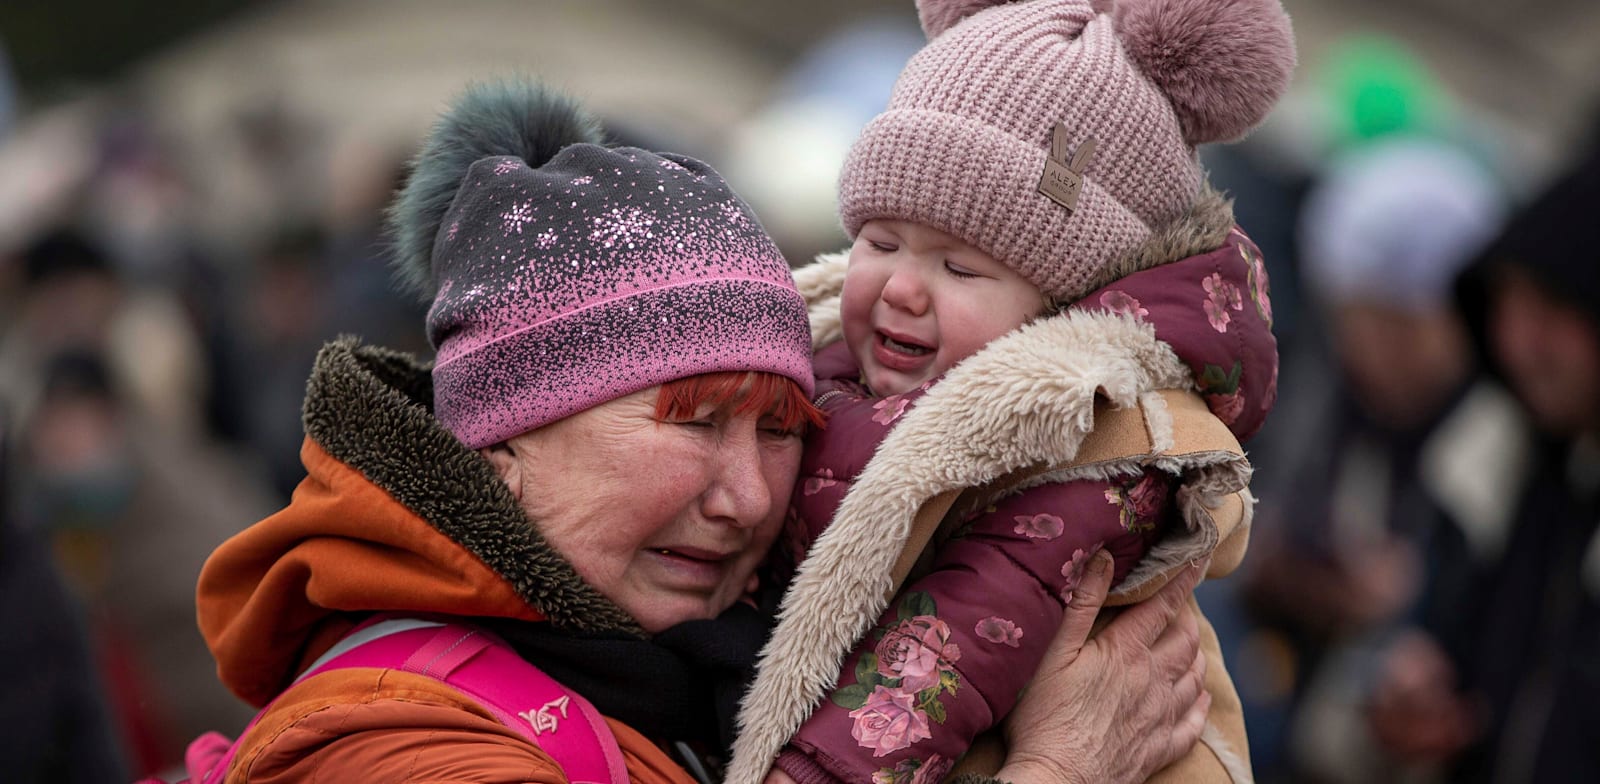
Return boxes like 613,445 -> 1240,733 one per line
1323,35 -> 1444,147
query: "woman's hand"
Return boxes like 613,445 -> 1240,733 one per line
997,552 -> 1210,784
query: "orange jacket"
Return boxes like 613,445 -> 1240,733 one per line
197,339 -> 695,784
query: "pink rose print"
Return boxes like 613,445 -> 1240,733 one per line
1208,390 -> 1245,427
1243,243 -> 1273,327
876,616 -> 961,693
1013,512 -> 1065,540
850,686 -> 932,757
1099,289 -> 1149,320
872,764 -> 910,784
1203,272 -> 1243,333
1206,271 -> 1244,311
1059,547 -> 1097,603
804,468 -> 839,496
871,754 -> 952,784
1107,477 -> 1160,532
913,754 -> 954,784
975,616 -> 1024,648
1126,474 -> 1166,519
872,396 -> 911,425
1204,299 -> 1231,333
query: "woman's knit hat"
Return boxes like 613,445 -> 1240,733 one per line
388,81 -> 813,449
839,0 -> 1296,301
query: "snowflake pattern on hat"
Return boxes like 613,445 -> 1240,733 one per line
427,147 -> 813,449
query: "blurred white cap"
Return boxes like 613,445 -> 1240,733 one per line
1299,135 -> 1506,310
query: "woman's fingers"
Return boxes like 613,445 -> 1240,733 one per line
997,558 -> 1215,784
1119,562 -> 1204,687
1172,646 -> 1206,704
1052,550 -> 1114,662
1149,595 -> 1201,675
1115,560 -> 1206,649
1171,686 -> 1212,762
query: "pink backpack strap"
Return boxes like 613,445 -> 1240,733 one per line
183,616 -> 629,784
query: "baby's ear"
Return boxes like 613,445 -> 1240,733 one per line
1113,0 -> 1297,145
915,0 -> 1012,39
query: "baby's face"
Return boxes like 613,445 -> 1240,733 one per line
842,219 -> 1044,395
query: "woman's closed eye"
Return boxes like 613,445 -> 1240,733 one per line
758,418 -> 803,440
867,240 -> 898,253
658,411 -> 718,430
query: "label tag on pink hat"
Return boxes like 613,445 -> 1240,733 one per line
1038,125 -> 1097,214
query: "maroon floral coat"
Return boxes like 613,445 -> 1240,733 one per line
770,228 -> 1278,784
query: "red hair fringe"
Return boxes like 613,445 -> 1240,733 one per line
655,372 -> 826,432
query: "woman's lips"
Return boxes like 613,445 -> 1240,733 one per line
658,545 -> 731,562
646,546 -> 731,589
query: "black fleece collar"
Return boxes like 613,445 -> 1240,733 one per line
302,336 -> 642,635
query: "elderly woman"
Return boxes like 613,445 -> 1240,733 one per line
191,82 -> 1207,784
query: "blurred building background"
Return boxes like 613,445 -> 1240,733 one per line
0,1 -> 1597,782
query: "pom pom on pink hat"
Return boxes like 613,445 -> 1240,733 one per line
842,0 -> 1296,301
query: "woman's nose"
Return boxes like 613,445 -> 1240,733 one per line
702,430 -> 774,528
880,265 -> 929,315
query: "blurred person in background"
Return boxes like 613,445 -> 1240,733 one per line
1,227 -> 272,778
0,399 -> 130,783
1240,132 -> 1511,783
14,347 -> 265,779
205,135 -> 427,502
0,229 -> 124,424
1365,132 -> 1600,784
1191,35 -> 1521,782
226,224 -> 336,501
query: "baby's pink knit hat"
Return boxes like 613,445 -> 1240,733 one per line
839,0 -> 1296,301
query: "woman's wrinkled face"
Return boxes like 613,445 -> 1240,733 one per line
482,386 -> 802,632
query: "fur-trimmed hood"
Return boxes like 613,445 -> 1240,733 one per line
727,188 -> 1274,784
196,338 -> 641,708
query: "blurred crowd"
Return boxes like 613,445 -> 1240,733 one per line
1,6 -> 1598,784
1200,37 -> 1600,784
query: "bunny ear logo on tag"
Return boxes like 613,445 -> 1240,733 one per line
1038,125 -> 1096,213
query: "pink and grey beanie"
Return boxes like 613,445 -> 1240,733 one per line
388,81 -> 813,449
839,0 -> 1297,301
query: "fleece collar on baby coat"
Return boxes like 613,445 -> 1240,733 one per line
725,186 -> 1268,784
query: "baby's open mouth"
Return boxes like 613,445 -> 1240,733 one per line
880,332 -> 932,356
